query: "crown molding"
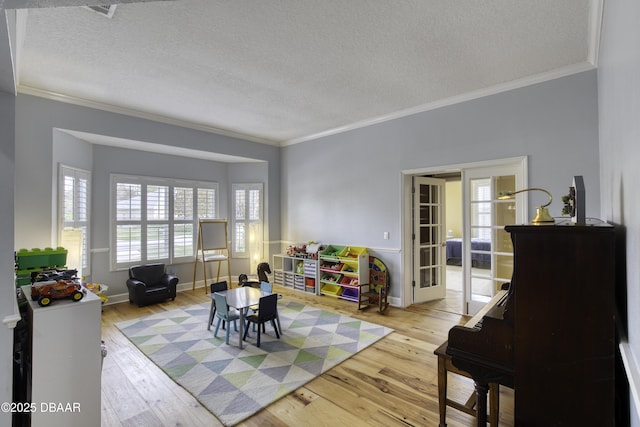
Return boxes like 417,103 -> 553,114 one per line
2,0 -> 172,9
18,61 -> 597,149
588,0 -> 604,66
17,84 -> 281,146
283,62 -> 596,147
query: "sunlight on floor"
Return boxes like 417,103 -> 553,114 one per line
428,265 -> 494,315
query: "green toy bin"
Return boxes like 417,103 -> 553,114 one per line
16,247 -> 68,270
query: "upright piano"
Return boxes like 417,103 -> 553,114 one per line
446,223 -> 615,426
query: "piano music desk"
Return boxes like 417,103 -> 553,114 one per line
434,341 -> 499,427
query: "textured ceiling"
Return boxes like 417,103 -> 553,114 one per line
14,0 -> 599,145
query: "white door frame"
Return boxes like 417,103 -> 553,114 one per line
463,161 -> 527,314
401,156 -> 528,308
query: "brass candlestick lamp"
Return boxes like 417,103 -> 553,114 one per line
498,187 -> 555,224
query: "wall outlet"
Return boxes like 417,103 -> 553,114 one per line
383,231 -> 389,240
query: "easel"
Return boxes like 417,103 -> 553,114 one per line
192,219 -> 231,292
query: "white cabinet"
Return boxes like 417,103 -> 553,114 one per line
272,254 -> 318,294
318,245 -> 369,302
22,285 -> 102,427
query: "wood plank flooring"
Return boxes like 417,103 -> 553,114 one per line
100,286 -> 514,426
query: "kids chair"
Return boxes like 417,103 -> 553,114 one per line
126,263 -> 178,307
247,281 -> 274,313
213,293 -> 240,345
243,294 -> 280,347
207,281 -> 228,331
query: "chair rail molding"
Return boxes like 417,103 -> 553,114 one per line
3,287 -> 20,329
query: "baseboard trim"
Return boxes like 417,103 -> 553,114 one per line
103,280 -> 208,306
388,296 -> 401,307
620,341 -> 640,420
104,281 -> 401,309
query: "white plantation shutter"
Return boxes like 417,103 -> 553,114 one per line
111,174 -> 217,270
232,183 -> 263,258
173,186 -> 195,259
115,181 -> 142,263
197,188 -> 216,218
147,185 -> 169,260
59,165 -> 91,274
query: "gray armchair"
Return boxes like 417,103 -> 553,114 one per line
126,263 -> 178,307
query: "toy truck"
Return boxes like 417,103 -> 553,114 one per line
31,280 -> 84,307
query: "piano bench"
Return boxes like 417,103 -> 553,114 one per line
434,341 -> 500,426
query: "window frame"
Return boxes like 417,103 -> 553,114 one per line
231,183 -> 264,260
110,174 -> 218,271
58,164 -> 91,275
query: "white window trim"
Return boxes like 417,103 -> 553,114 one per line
231,183 -> 264,262
110,174 -> 218,271
58,164 -> 91,276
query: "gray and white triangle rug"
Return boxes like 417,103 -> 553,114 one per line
116,299 -> 393,426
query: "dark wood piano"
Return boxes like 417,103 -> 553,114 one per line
446,223 -> 615,426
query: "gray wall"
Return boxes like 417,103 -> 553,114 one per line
281,70 -> 601,300
14,94 -> 280,297
0,91 -> 16,427
52,129 -> 94,243
599,1 -> 640,425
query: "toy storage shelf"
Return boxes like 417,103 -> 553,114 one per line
272,254 -> 318,294
318,245 -> 369,302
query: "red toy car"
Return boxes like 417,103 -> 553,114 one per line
31,280 -> 84,307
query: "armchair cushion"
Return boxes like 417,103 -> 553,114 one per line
126,263 -> 178,307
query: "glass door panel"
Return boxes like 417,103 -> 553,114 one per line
469,178 -> 493,304
413,177 -> 446,303
463,162 -> 525,314
494,228 -> 514,253
495,254 -> 514,284
495,175 -> 516,195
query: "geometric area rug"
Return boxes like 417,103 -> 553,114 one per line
115,299 -> 394,426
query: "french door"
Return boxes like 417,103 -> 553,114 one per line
412,177 -> 446,303
463,163 -> 525,314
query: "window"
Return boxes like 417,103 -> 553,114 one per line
111,174 -> 217,270
231,183 -> 263,266
59,165 -> 91,275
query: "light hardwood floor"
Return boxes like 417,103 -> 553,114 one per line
101,286 -> 514,426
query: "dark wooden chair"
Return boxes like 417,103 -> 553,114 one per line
243,293 -> 280,347
247,281 -> 274,313
207,281 -> 228,331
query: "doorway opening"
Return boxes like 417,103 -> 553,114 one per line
429,172 -> 465,314
401,156 -> 527,314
